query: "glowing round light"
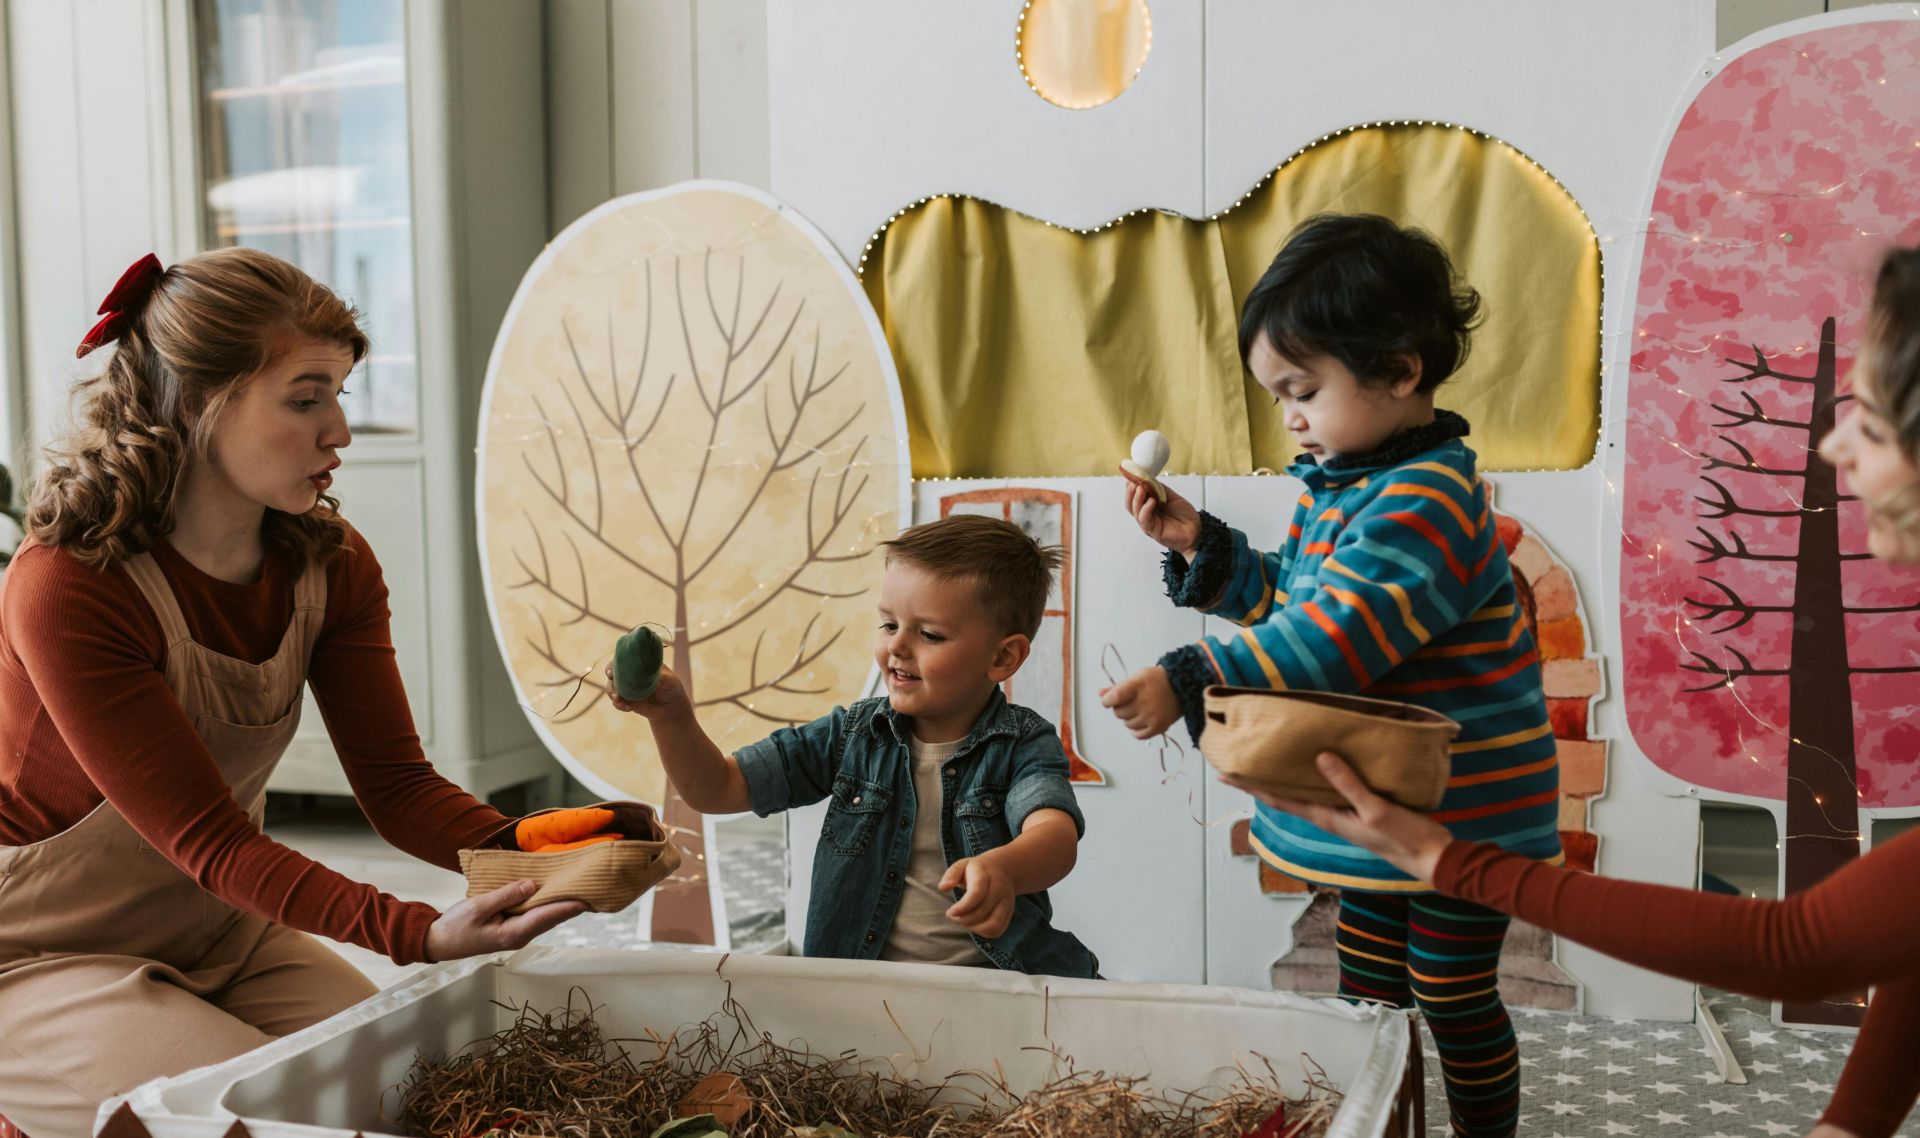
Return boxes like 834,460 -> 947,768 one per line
1016,0 -> 1151,110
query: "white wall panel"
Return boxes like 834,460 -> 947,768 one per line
1198,474 -> 1312,992
10,0 -> 172,454
768,0 -> 1204,260
1492,466 -> 1697,1020
1202,1 -> 1714,228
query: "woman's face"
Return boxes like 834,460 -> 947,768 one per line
202,335 -> 355,517
1818,353 -> 1920,563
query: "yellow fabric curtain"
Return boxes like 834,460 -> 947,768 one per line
861,124 -> 1602,478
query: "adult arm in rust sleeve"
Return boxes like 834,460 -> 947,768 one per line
307,528 -> 516,869
1817,975 -> 1920,1138
1235,749 -> 1920,1001
1432,834 -> 1920,1002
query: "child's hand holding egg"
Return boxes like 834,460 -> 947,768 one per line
1118,428 -> 1203,558
1118,429 -> 1171,502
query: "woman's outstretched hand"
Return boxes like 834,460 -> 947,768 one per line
425,880 -> 587,962
1223,752 -> 1454,882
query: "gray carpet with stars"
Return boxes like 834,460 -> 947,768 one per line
1420,991 -> 1916,1137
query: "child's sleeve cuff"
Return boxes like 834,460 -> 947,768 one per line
733,739 -> 793,817
1158,644 -> 1220,744
1162,511 -> 1235,609
1006,773 -> 1086,839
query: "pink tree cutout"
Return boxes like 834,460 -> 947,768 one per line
1621,20 -> 1920,1026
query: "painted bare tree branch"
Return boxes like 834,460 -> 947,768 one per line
1678,644 -> 1787,693
504,249 -> 879,945
1694,476 -> 1802,521
507,252 -> 875,721
1682,577 -> 1789,632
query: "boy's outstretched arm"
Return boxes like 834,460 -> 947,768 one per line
604,664 -> 752,814
939,807 -> 1078,939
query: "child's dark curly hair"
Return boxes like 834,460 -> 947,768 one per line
1239,213 -> 1483,392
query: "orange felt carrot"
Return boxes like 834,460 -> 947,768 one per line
529,832 -> 622,854
515,807 -> 615,852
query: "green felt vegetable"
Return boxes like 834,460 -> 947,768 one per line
613,625 -> 665,702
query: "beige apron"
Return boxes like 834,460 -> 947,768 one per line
0,547 -> 378,1138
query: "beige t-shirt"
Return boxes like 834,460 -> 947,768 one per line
877,733 -> 992,967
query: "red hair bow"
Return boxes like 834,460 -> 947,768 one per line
75,253 -> 165,359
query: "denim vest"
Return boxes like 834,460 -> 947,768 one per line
735,689 -> 1099,978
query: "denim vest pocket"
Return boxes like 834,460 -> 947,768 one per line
955,784 -> 1011,852
821,773 -> 891,856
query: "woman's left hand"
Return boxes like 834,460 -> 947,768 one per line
1098,666 -> 1182,739
1224,752 -> 1454,882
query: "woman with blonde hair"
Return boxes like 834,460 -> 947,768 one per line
0,249 -> 584,1136
1239,246 -> 1920,1138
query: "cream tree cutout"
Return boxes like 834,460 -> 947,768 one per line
480,187 -> 907,947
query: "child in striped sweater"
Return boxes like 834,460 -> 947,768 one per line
1101,213 -> 1560,1138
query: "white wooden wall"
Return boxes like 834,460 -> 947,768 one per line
543,0 -> 772,235
1720,0 -> 1885,45
5,0 -> 180,463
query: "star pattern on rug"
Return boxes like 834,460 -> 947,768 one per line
1418,994 -> 1920,1137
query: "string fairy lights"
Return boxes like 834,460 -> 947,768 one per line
1014,0 -> 1153,111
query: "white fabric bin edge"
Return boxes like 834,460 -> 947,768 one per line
106,954 -> 499,1136
109,947 -> 1415,1138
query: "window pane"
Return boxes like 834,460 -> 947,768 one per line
195,0 -> 416,434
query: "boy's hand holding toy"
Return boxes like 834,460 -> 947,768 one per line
603,625 -> 691,721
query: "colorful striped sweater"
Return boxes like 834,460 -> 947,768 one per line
1159,412 -> 1563,892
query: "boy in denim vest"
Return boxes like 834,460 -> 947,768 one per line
606,514 -> 1098,978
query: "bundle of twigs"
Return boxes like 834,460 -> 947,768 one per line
391,985 -> 1340,1138
392,992 -> 685,1138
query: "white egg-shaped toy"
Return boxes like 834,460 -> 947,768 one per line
1130,429 -> 1171,475
1119,428 -> 1170,501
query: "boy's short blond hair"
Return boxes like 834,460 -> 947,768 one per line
881,514 -> 1063,639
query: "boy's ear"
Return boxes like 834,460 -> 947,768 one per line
988,633 -> 1032,683
1388,352 -> 1424,399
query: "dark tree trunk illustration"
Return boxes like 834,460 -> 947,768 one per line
1680,317 -> 1918,1026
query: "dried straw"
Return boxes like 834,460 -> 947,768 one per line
392,981 -> 1340,1138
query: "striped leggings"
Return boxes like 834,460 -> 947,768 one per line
1336,891 -> 1519,1138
